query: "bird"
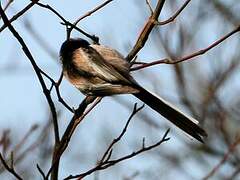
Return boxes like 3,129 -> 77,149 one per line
59,38 -> 207,143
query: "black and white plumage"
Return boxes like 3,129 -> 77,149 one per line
60,38 -> 207,143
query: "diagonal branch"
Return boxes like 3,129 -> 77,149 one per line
40,70 -> 73,112
46,96 -> 101,179
203,137 -> 240,180
131,24 -> 240,71
155,0 -> 191,25
145,0 -> 154,15
126,0 -> 166,61
0,1 -> 59,143
63,104 -> 170,180
35,2 -> 98,42
65,129 -> 170,180
100,103 -> 145,163
0,153 -> 23,180
3,0 -> 14,12
67,0 -> 114,39
0,3 -> 61,179
0,0 -> 40,33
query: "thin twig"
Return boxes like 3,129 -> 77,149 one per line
54,73 -> 74,112
0,153 -> 23,180
105,129 -> 170,165
100,103 -> 145,163
35,2 -> 98,42
156,0 -> 191,25
203,137 -> 240,180
72,0 -> 113,27
145,0 -> 153,15
65,129 -> 170,179
126,0 -> 166,61
40,69 -> 73,112
0,120 -> 52,174
3,0 -> 14,11
131,24 -> 240,71
37,164 -> 47,180
0,0 -> 39,32
66,0 -> 114,40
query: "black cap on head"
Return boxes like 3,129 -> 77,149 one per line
60,38 -> 90,57
60,38 -> 90,66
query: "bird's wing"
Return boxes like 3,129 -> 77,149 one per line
90,44 -> 130,74
72,46 -> 133,85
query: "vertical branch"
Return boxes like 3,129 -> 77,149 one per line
47,96 -> 99,180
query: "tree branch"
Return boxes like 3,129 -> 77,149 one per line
0,0 -> 40,33
155,0 -> 191,25
46,96 -> 101,179
0,153 -> 23,180
0,3 -> 61,179
64,104 -> 170,179
100,103 -> 145,163
203,137 -> 240,180
65,129 -> 170,180
67,0 -> 114,39
35,2 -> 99,42
131,24 -> 240,71
126,0 -> 166,61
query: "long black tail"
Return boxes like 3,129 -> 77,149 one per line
134,86 -> 207,143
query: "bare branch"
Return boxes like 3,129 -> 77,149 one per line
126,0 -> 166,61
100,103 -> 145,163
155,0 -> 191,25
46,96 -> 100,179
40,70 -> 73,112
0,2 -> 59,143
35,2 -> 98,42
0,0 -> 40,33
0,153 -> 23,180
105,129 -> 170,166
69,0 -> 114,38
37,164 -> 47,180
0,4 -> 61,179
54,72 -> 74,112
65,129 -> 170,179
131,24 -> 240,71
3,0 -> 14,11
203,137 -> 240,180
145,0 -> 154,15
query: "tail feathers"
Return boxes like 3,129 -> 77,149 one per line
134,86 -> 207,143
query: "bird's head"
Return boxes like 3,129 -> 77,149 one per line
60,38 -> 89,57
59,38 -> 90,66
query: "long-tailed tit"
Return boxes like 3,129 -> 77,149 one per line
60,38 -> 207,143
